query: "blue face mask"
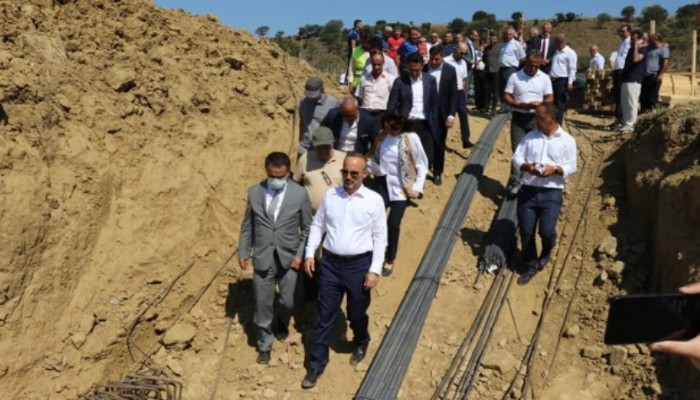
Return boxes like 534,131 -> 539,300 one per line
267,177 -> 287,190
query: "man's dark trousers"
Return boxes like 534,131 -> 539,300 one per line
517,186 -> 563,272
456,90 -> 471,145
612,69 -> 623,123
509,112 -> 537,188
308,252 -> 372,371
551,77 -> 568,125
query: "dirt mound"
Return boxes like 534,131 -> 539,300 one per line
624,103 -> 700,396
0,0 -> 331,397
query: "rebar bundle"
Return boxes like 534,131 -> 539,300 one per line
355,113 -> 510,400
78,368 -> 182,400
479,195 -> 519,273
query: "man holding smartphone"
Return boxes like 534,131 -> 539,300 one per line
512,103 -> 577,285
651,282 -> 700,369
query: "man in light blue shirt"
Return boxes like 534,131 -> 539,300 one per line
498,28 -> 526,108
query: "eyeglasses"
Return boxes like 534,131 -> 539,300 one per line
340,169 -> 361,178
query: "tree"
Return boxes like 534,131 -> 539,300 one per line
274,30 -> 284,39
511,11 -> 524,21
555,13 -> 566,23
621,6 -> 635,22
596,13 -> 612,29
565,12 -> 577,22
447,17 -> 468,34
255,25 -> 269,37
319,19 -> 343,48
677,4 -> 697,19
420,22 -> 432,36
641,4 -> 669,23
472,10 -> 490,22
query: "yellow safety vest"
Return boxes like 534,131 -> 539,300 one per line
351,47 -> 369,87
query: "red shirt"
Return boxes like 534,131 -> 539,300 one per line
387,36 -> 405,62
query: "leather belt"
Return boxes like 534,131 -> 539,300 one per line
323,249 -> 372,262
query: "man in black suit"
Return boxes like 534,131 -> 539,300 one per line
387,52 -> 441,183
424,45 -> 457,185
527,22 -> 556,73
321,96 -> 380,155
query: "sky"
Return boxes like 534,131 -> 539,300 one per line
152,0 -> 692,36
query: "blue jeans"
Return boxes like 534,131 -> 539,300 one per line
517,186 -> 563,272
309,252 -> 372,371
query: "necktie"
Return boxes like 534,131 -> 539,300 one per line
267,189 -> 280,221
541,37 -> 548,59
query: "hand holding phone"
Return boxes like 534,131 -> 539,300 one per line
604,290 -> 700,346
650,283 -> 700,369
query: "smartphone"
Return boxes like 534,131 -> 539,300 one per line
604,293 -> 700,345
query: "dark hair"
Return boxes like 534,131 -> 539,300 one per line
631,29 -> 644,39
409,26 -> 420,34
538,103 -> 558,120
381,110 -> 406,130
407,51 -> 424,64
527,48 -> 543,59
353,19 -> 362,28
619,24 -> 631,32
428,45 -> 444,57
264,152 -> 291,169
369,37 -> 383,50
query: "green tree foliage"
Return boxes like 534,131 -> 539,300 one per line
596,13 -> 612,29
298,24 -> 321,39
555,13 -> 566,23
447,17 -> 468,34
511,11 -> 523,21
641,4 -> 669,23
676,4 -> 697,19
319,19 -> 344,48
472,10 -> 490,22
255,25 -> 269,37
621,6 -> 635,22
565,12 -> 577,22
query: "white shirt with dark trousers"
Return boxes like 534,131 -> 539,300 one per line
512,126 -> 578,189
305,185 -> 387,275
549,46 -> 578,85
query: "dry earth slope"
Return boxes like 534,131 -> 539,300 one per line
0,0 -> 330,397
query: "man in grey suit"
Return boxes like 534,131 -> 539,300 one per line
239,152 -> 312,364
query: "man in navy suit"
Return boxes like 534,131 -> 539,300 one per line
321,96 -> 380,155
527,22 -> 556,74
387,52 -> 441,183
424,45 -> 457,185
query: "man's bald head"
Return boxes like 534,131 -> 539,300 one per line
340,96 -> 359,124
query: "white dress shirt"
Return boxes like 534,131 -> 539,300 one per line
372,133 -> 429,201
614,37 -> 631,70
512,126 -> 577,189
589,53 -> 605,71
445,55 -> 468,90
427,65 -> 443,89
265,183 -> 287,221
549,45 -> 578,85
499,38 -> 526,67
305,186 -> 388,275
338,119 -> 359,152
504,69 -> 553,113
408,75 -> 425,120
356,71 -> 396,111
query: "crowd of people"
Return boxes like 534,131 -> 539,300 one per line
238,17 -> 691,390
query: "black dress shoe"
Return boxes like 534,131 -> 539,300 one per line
302,369 -> 323,389
433,175 -> 442,186
462,141 -> 475,149
274,325 -> 289,342
350,344 -> 368,365
517,270 -> 538,286
257,350 -> 271,364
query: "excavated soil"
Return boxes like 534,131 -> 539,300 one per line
0,1 -> 698,399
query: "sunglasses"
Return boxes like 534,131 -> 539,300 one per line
340,169 -> 361,178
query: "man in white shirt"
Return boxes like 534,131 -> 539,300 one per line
445,42 -> 473,148
611,25 -> 631,129
239,152 -> 312,364
512,103 -> 577,285
302,152 -> 387,389
503,50 -> 554,196
498,27 -> 527,108
548,34 -> 578,124
588,44 -> 605,71
356,52 -> 397,122
363,37 -> 398,76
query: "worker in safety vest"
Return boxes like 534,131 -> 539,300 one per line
347,32 -> 372,95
